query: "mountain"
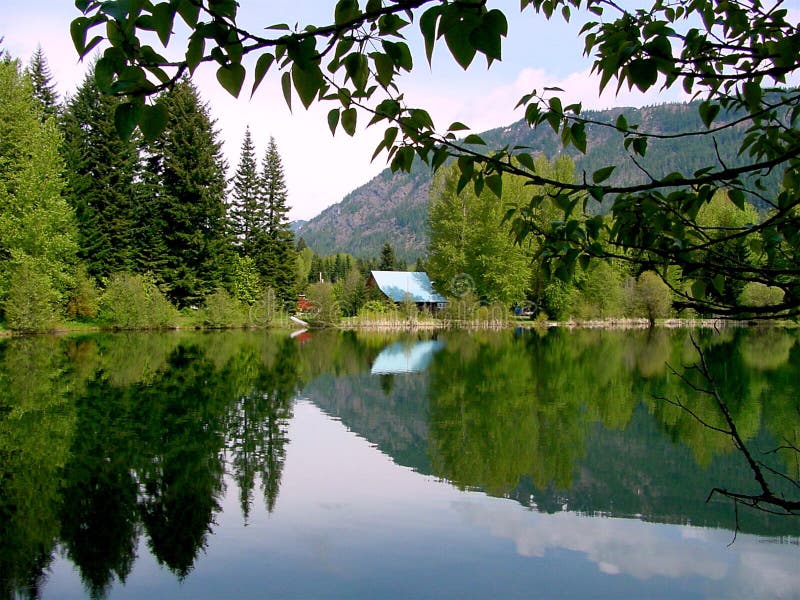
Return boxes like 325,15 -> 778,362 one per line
296,101 -> 767,260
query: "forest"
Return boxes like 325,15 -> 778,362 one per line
0,45 -> 790,332
0,47 -> 303,332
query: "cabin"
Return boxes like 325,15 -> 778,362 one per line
368,271 -> 447,311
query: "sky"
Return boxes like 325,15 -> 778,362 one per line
4,0 -> 790,221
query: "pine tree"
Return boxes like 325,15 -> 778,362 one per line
61,67 -> 140,279
254,137 -> 296,301
228,126 -> 263,254
379,243 -> 396,271
27,46 -> 59,121
144,79 -> 231,307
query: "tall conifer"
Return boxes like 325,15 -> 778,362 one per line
229,127 -> 263,254
61,67 -> 139,279
256,137 -> 295,300
145,79 -> 230,307
27,46 -> 59,120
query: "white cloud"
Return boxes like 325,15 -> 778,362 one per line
453,500 -> 800,598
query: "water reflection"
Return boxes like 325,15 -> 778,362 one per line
370,340 -> 444,374
0,328 -> 797,598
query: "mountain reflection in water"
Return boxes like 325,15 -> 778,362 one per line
0,328 -> 797,598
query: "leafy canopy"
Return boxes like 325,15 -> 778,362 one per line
70,0 -> 800,317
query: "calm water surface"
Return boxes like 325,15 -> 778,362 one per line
0,328 -> 798,599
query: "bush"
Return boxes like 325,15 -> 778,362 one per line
305,282 -> 340,327
201,288 -> 246,328
542,279 -> 576,321
98,272 -> 177,329
4,258 -> 60,332
247,287 -> 281,327
399,293 -> 418,320
360,300 -> 390,314
66,268 -> 99,320
229,254 -> 261,305
738,282 -> 784,309
633,271 -> 672,325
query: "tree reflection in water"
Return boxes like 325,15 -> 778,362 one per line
0,327 -> 797,597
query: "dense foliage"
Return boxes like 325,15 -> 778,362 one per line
0,49 -> 300,331
70,0 -> 800,318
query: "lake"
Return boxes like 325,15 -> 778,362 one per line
1,328 -> 798,599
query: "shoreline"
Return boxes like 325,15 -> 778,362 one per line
0,317 -> 795,338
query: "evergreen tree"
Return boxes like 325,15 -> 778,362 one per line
228,126 -> 263,254
145,79 -> 231,307
379,243 -> 396,271
27,46 -> 59,120
61,67 -> 139,279
254,137 -> 296,301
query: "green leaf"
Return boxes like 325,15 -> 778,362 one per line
592,165 -> 615,183
486,173 -> 503,198
186,35 -> 205,72
94,56 -> 116,91
383,126 -> 398,149
139,103 -> 168,142
327,108 -> 340,135
447,121 -> 469,132
517,153 -> 535,171
70,17 -> 90,55
627,58 -> 658,91
152,2 -> 175,46
341,107 -> 357,136
463,134 -> 485,146
114,101 -> 142,142
444,26 -> 477,70
419,6 -> 441,65
176,0 -> 200,27
335,0 -> 360,25
292,63 -> 323,109
372,52 -> 394,87
281,71 -> 292,111
570,122 -> 586,153
251,52 -> 275,97
457,155 -> 474,180
742,81 -> 762,110
711,275 -> 726,295
698,100 -> 720,128
216,63 -> 245,97
344,53 -> 369,91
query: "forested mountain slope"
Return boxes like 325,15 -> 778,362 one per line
296,100 -> 763,260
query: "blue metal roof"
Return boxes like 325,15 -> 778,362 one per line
370,271 -> 447,304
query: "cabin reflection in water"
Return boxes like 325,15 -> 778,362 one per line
370,340 -> 445,374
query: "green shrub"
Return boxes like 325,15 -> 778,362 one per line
99,272 -> 177,329
66,268 -> 99,321
400,293 -> 418,320
247,287 -> 281,327
738,282 -> 784,309
305,282 -> 340,326
633,271 -> 672,325
201,288 -> 246,328
229,254 -> 261,305
360,300 -> 389,314
542,279 -> 576,321
4,258 -> 60,332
